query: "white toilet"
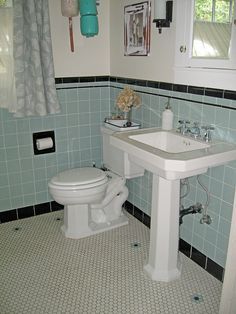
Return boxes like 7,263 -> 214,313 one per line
48,126 -> 144,239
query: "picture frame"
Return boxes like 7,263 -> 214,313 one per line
124,1 -> 151,56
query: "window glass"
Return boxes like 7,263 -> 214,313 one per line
192,0 -> 234,58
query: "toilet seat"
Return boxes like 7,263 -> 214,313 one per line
49,167 -> 108,190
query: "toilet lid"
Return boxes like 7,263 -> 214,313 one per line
51,167 -> 107,187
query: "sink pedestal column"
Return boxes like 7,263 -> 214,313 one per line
144,174 -> 181,282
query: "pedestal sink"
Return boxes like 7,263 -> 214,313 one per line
111,127 -> 236,282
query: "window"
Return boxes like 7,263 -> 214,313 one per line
174,0 -> 236,90
193,0 -> 235,58
195,0 -> 234,23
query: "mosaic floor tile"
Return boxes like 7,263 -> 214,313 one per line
0,211 -> 222,313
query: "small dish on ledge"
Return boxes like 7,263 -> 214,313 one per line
104,118 -> 141,132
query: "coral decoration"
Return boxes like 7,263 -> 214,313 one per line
116,86 -> 141,112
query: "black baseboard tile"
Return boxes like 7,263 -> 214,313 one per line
0,209 -> 17,223
50,201 -> 64,211
206,258 -> 224,282
35,202 -> 51,216
133,205 -> 144,223
0,201 -> 64,224
124,203 -> 151,228
143,213 -> 151,228
179,239 -> 191,258
124,201 -> 134,215
17,206 -> 35,219
190,247 -> 207,269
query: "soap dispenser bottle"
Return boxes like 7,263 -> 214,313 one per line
162,99 -> 173,130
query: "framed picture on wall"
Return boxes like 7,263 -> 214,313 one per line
124,1 -> 151,56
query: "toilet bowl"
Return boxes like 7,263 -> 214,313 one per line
90,171 -> 129,231
49,167 -> 108,205
49,167 -> 129,239
48,125 -> 144,239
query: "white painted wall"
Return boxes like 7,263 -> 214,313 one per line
110,0 -> 175,82
48,0 -> 110,77
48,0 -> 175,82
48,0 -> 235,91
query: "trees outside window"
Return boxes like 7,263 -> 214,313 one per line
195,0 -> 234,23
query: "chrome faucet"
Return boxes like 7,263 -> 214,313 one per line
189,122 -> 201,138
201,125 -> 215,142
178,120 -> 190,135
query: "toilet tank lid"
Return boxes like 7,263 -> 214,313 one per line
50,167 -> 107,186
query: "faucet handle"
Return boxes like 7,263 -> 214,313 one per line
201,125 -> 215,142
190,122 -> 201,138
178,120 -> 190,134
178,120 -> 190,125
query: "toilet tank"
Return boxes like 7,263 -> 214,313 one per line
101,126 -> 144,179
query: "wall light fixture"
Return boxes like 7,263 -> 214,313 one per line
153,0 -> 173,34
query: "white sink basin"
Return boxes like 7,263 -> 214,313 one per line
111,127 -> 236,180
129,131 -> 210,153
110,127 -> 236,283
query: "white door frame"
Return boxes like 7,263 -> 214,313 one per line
219,188 -> 236,313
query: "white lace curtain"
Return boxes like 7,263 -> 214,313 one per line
0,3 -> 16,112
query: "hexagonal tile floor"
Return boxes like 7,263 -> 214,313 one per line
0,211 -> 222,313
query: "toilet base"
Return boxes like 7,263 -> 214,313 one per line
62,204 -> 129,239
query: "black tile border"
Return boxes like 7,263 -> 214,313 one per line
0,201 -> 64,224
0,209 -> 17,223
17,205 -> 35,219
35,202 -> 51,216
191,247 -> 207,268
123,201 -> 224,282
55,76 -> 236,105
206,258 -> 224,281
179,238 -> 191,258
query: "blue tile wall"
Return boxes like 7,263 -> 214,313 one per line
110,81 -> 236,268
1,76 -> 235,269
0,81 -> 110,212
